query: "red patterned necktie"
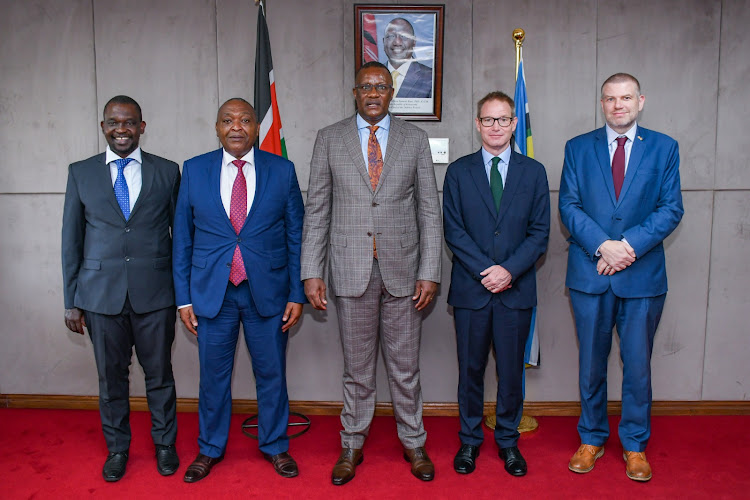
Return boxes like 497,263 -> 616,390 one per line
612,136 -> 627,200
229,159 -> 247,285
367,126 -> 383,258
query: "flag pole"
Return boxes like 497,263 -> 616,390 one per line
513,28 -> 524,80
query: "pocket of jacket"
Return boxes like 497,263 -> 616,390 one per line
191,256 -> 207,269
82,259 -> 101,270
153,256 -> 171,269
401,232 -> 418,248
331,233 -> 347,247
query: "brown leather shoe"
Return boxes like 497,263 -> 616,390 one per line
403,446 -> 435,481
568,444 -> 604,473
331,448 -> 363,485
623,451 -> 652,481
263,451 -> 299,478
183,453 -> 224,483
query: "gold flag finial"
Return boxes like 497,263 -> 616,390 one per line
513,28 -> 525,47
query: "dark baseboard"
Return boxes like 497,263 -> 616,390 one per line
2,394 -> 749,416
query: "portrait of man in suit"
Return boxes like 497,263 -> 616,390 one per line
559,73 -> 684,482
61,95 -> 181,482
301,61 -> 442,485
443,91 -> 550,477
383,17 -> 433,99
172,98 -> 305,482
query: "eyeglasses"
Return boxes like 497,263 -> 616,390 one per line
354,84 -> 393,95
478,116 -> 514,128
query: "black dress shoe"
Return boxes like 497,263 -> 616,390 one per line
155,444 -> 180,476
184,453 -> 224,483
102,451 -> 128,482
454,444 -> 480,474
499,446 -> 527,476
263,451 -> 299,478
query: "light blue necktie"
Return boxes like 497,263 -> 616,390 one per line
113,158 -> 133,219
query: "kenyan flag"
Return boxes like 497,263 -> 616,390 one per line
254,1 -> 286,158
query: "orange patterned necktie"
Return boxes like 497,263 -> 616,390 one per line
367,126 -> 383,190
367,126 -> 383,258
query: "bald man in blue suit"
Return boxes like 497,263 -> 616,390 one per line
173,98 -> 305,483
559,73 -> 683,482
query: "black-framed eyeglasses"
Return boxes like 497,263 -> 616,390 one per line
478,116 -> 514,128
354,84 -> 393,95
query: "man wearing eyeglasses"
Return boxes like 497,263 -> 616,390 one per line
301,61 -> 442,485
443,91 -> 550,477
383,17 -> 432,98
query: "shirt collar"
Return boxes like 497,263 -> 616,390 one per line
221,147 -> 255,168
605,122 -> 637,145
481,145 -> 512,167
357,113 -> 390,132
387,60 -> 413,76
106,146 -> 142,165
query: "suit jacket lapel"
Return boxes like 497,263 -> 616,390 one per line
343,115 -> 372,191
207,149 -> 234,232
495,152 -> 523,226
467,150 -> 496,216
617,126 -> 646,204
244,149 -> 268,228
129,152 -> 153,219
95,154 -> 127,221
594,127 -> 617,206
377,115 -> 403,196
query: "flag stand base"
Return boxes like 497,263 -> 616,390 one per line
484,413 -> 539,433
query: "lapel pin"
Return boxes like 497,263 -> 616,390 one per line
637,136 -> 643,141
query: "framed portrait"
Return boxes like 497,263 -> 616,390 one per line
354,4 -> 445,121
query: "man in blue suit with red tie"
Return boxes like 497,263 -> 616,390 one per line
172,98 -> 306,482
443,91 -> 550,477
560,74 -> 683,482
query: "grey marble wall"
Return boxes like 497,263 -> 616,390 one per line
0,0 -> 747,402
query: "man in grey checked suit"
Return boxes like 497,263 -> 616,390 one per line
301,61 -> 442,485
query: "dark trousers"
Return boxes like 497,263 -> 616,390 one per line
196,281 -> 290,457
86,298 -> 177,453
454,296 -> 531,448
570,288 -> 666,452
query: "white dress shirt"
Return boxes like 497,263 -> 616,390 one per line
387,60 -> 412,96
220,148 -> 256,217
106,146 -> 142,212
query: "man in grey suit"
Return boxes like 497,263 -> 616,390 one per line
301,61 -> 442,485
62,95 -> 181,482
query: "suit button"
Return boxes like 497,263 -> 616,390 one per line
227,263 -> 231,268
495,231 -> 500,236
372,202 -> 378,207
367,232 -> 372,236
124,227 -> 131,233
125,257 -> 131,262
237,237 -> 241,242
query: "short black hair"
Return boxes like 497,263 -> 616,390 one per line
216,98 -> 256,122
356,61 -> 391,85
103,95 -> 142,121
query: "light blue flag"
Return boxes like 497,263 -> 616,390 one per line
513,55 -> 540,368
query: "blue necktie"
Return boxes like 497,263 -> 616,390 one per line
113,158 -> 133,220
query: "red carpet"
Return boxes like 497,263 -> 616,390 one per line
1,408 -> 748,499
